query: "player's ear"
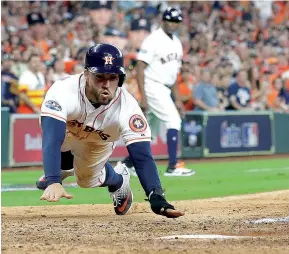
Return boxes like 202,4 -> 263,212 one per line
84,69 -> 89,81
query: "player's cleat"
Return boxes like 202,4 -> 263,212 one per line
118,157 -> 137,177
109,163 -> 133,215
164,161 -> 195,177
36,169 -> 75,190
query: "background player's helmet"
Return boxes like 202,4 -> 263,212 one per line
85,44 -> 126,87
162,7 -> 183,23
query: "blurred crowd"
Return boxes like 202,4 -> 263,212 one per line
1,1 -> 289,114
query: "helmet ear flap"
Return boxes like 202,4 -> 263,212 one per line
118,74 -> 126,87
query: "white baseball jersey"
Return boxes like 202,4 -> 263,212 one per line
137,27 -> 183,86
41,73 -> 151,187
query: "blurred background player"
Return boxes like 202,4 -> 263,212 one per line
120,7 -> 195,177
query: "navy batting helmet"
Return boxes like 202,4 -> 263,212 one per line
162,7 -> 183,23
85,44 -> 126,87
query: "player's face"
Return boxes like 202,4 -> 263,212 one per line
85,71 -> 119,105
163,21 -> 180,35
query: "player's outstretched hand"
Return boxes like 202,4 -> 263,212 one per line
40,183 -> 73,202
148,187 -> 184,218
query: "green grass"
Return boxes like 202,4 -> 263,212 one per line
1,158 -> 289,206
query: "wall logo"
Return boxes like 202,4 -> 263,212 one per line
242,123 -> 259,147
183,120 -> 202,147
220,121 -> 259,148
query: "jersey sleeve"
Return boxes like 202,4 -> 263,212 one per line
41,81 -> 75,123
137,35 -> 156,65
120,103 -> 152,146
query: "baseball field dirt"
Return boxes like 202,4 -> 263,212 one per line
2,190 -> 289,254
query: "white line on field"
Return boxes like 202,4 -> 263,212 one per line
246,216 -> 289,224
245,167 -> 289,173
1,183 -> 78,192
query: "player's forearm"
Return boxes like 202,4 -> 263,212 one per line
171,83 -> 182,104
127,141 -> 162,196
136,61 -> 147,98
41,116 -> 66,185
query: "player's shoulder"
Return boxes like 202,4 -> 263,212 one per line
152,27 -> 165,38
48,73 -> 83,93
52,73 -> 82,88
119,87 -> 139,108
44,73 -> 84,106
143,27 -> 162,41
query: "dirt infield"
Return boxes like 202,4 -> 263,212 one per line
2,190 -> 289,254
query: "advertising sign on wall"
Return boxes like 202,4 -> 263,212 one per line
204,113 -> 274,156
9,115 -> 42,166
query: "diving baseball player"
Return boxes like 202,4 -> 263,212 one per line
121,7 -> 195,177
37,44 -> 184,218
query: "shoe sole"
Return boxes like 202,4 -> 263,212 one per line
115,190 -> 133,215
164,171 -> 196,177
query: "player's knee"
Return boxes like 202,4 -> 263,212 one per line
166,119 -> 182,131
77,170 -> 106,188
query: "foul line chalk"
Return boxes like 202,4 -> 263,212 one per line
245,167 -> 289,173
1,183 -> 78,192
247,216 -> 289,224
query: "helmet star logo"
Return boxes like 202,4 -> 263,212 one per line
103,54 -> 115,65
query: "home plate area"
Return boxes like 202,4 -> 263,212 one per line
2,190 -> 289,254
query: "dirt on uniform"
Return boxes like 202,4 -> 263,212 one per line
2,190 -> 289,254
